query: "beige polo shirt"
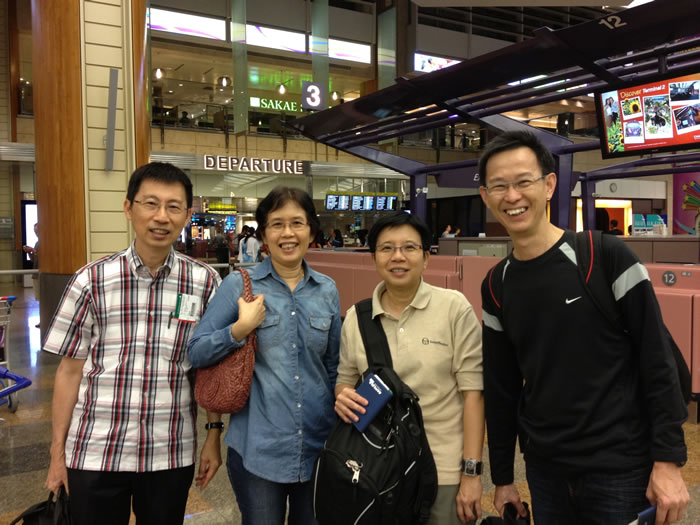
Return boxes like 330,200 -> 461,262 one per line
337,279 -> 483,485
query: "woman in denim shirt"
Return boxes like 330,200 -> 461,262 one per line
188,187 -> 341,525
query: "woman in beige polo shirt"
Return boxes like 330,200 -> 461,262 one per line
334,211 -> 484,525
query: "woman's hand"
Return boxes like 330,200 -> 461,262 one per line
334,385 -> 368,423
231,294 -> 265,341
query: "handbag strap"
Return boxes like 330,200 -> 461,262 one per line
238,268 -> 254,302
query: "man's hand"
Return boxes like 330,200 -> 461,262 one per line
494,484 -> 527,518
45,449 -> 68,495
456,475 -> 482,523
646,461 -> 689,524
334,385 -> 367,423
195,432 -> 222,491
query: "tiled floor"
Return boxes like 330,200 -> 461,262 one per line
0,284 -> 698,524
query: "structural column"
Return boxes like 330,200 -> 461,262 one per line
232,0 -> 248,136
31,0 -> 147,328
311,0 -> 329,103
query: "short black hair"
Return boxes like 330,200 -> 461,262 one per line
367,211 -> 431,253
126,162 -> 193,208
255,186 -> 320,240
611,219 -> 618,228
478,131 -> 555,185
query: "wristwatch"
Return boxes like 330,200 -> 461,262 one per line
205,422 -> 225,431
461,458 -> 483,477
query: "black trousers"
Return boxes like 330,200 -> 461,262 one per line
66,465 -> 195,525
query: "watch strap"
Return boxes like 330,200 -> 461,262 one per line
205,422 -> 225,430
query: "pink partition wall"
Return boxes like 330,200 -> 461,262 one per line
304,251 -> 696,393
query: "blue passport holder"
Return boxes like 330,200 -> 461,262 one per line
628,506 -> 656,525
352,373 -> 393,433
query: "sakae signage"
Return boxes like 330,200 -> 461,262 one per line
203,155 -> 303,174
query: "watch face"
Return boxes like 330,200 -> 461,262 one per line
462,459 -> 482,476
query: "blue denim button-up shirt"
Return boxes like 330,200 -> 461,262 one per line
188,257 -> 341,483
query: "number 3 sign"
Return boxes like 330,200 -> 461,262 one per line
301,81 -> 327,111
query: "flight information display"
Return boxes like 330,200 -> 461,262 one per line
351,195 -> 364,211
325,194 -> 350,211
376,195 -> 397,211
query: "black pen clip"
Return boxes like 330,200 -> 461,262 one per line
168,311 -> 174,329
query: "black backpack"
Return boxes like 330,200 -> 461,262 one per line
312,298 -> 438,525
486,230 -> 691,404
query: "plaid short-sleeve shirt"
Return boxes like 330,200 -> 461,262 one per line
44,244 -> 220,472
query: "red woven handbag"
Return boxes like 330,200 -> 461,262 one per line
194,268 -> 257,413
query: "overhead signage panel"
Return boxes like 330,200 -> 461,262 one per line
250,96 -> 300,113
301,82 -> 327,111
203,155 -> 304,175
414,53 -> 461,73
148,8 -> 226,41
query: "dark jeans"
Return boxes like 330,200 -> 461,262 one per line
525,462 -> 651,525
226,447 -> 318,525
66,465 -> 194,525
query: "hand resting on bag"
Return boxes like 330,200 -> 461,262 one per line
231,294 -> 265,342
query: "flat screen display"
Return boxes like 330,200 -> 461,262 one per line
351,195 -> 364,211
326,194 -> 349,211
414,53 -> 461,73
363,195 -> 375,211
376,195 -> 398,211
596,71 -> 700,159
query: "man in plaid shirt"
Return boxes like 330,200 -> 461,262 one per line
44,163 -> 222,524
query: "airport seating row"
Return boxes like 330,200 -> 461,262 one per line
304,250 -> 699,395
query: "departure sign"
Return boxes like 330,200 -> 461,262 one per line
301,81 -> 327,111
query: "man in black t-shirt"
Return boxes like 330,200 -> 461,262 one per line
478,131 -> 688,525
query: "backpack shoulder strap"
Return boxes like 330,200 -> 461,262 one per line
486,257 -> 509,322
355,298 -> 393,369
574,230 -> 622,327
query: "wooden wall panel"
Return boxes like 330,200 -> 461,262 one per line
31,0 -> 86,273
131,0 -> 149,168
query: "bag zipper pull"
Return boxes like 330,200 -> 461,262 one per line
345,459 -> 362,484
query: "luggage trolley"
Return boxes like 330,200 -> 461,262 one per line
0,296 -> 32,413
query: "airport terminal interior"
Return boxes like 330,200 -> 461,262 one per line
1,0 -> 700,522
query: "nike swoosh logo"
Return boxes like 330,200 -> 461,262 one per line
565,296 -> 582,304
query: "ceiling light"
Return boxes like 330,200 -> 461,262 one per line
278,84 -> 286,95
218,76 -> 231,88
167,90 -> 174,94
225,99 -> 230,103
178,83 -> 184,87
332,91 -> 339,101
154,68 -> 163,80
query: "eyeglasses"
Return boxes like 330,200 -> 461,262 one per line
133,199 -> 187,216
375,242 -> 423,256
483,175 -> 547,196
265,220 -> 309,232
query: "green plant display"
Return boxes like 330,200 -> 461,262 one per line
607,121 -> 624,153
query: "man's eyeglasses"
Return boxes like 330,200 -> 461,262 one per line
266,220 -> 309,232
483,175 -> 546,196
375,242 -> 423,256
133,199 -> 187,216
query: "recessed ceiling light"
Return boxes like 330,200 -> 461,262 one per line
178,83 -> 183,87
